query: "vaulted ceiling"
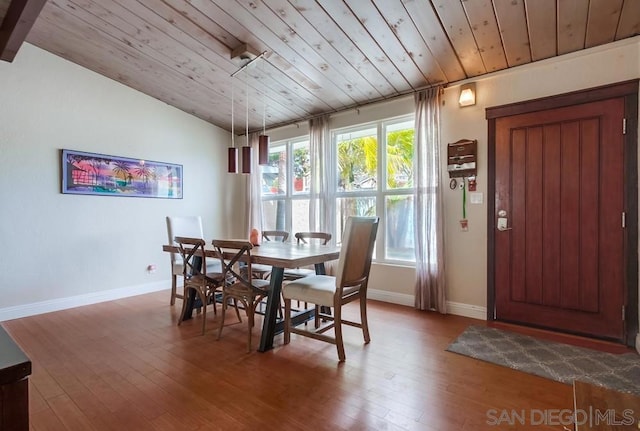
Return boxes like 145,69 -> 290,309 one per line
3,0 -> 640,134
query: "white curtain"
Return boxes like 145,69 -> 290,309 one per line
414,87 -> 446,313
246,132 -> 263,236
308,115 -> 335,242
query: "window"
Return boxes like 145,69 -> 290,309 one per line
261,138 -> 311,233
261,115 -> 415,264
334,116 -> 415,263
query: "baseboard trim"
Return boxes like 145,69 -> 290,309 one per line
0,281 -> 169,322
367,289 -> 414,307
446,301 -> 487,320
1,284 -> 487,323
367,289 -> 486,320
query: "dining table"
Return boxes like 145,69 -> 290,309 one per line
162,240 -> 340,352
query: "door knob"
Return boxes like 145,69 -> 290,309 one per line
497,210 -> 512,231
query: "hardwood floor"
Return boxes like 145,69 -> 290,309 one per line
3,291 -> 574,431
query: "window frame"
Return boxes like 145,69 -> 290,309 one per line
261,137 -> 311,235
332,114 -> 415,265
261,114 -> 416,266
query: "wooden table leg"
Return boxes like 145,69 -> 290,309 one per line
314,263 -> 326,275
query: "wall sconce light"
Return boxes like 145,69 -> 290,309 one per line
458,82 -> 476,107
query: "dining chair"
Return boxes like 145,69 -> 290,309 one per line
282,217 -> 379,362
262,230 -> 290,242
212,239 -> 271,352
251,230 -> 290,280
283,232 -> 332,281
166,216 -> 221,305
174,236 -> 225,335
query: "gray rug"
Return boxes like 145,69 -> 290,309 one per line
446,325 -> 640,396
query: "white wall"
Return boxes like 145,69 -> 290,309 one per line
267,36 -> 640,321
0,44 -> 245,320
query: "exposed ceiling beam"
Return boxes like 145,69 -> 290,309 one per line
0,0 -> 46,62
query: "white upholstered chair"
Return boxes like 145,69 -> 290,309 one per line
283,217 -> 379,362
166,216 -> 220,305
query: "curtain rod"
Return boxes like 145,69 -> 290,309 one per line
242,82 -> 446,136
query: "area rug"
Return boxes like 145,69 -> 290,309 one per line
446,325 -> 640,396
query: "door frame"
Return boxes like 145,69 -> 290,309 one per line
486,80 -> 639,347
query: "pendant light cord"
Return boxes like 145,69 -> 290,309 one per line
245,67 -> 249,145
262,58 -> 266,135
231,77 -> 235,148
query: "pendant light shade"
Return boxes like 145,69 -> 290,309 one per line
228,147 -> 238,173
258,135 -> 269,165
241,145 -> 252,174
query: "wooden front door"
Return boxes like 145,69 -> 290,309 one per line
492,95 -> 629,341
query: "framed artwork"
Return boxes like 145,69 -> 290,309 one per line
61,149 -> 183,199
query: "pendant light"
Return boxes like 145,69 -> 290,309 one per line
228,44 -> 267,174
258,135 -> 269,165
227,77 -> 238,173
241,67 -> 252,174
258,59 -> 270,165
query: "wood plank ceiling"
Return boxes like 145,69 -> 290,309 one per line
10,0 -> 640,134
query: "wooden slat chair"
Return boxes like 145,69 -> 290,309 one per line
174,236 -> 225,335
283,217 -> 379,362
212,239 -> 271,352
283,232 -> 332,281
166,216 -> 221,305
295,232 -> 332,245
262,230 -> 289,242
251,230 -> 290,280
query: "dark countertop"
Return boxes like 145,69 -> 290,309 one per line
0,325 -> 31,385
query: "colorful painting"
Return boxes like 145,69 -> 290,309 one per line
61,149 -> 182,199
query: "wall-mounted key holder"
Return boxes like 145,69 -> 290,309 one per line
447,139 -> 477,178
